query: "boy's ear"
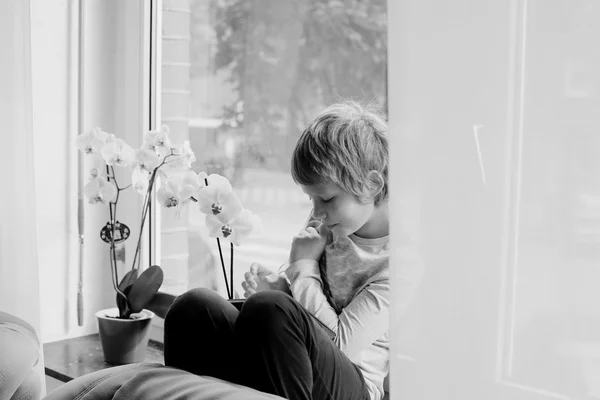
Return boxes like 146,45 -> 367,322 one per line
366,170 -> 385,198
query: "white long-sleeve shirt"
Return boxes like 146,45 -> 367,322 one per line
284,233 -> 422,400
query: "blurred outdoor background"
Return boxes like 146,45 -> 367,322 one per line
157,0 -> 388,296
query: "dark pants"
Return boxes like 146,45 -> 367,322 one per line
164,289 -> 370,400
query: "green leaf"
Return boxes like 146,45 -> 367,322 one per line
127,265 -> 164,314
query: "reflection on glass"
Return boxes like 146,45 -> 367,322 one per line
510,1 -> 600,397
159,0 -> 387,297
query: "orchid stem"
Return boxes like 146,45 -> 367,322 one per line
106,166 -> 127,316
130,171 -> 157,272
130,152 -> 178,271
230,242 -> 234,300
216,238 -> 231,299
109,244 -> 128,310
107,167 -> 120,290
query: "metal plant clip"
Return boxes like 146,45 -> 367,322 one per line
100,221 -> 131,244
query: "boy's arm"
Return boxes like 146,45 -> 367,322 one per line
285,260 -> 389,364
286,249 -> 423,364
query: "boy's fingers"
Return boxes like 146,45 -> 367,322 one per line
241,281 -> 249,291
256,264 -> 274,276
317,223 -> 330,236
250,263 -> 259,275
244,288 -> 256,299
306,219 -> 321,229
305,227 -> 318,235
244,271 -> 253,281
249,280 -> 257,289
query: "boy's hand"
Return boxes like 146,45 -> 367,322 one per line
289,221 -> 330,264
241,263 -> 290,298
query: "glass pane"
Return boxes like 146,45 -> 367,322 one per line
509,0 -> 600,397
159,0 -> 387,297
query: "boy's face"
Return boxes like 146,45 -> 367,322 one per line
301,181 -> 379,239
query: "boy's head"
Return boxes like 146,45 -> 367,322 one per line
291,100 -> 388,207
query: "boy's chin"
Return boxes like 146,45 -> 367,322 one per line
332,225 -> 352,237
328,224 -> 343,236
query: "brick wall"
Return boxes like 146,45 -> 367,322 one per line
160,0 -> 191,294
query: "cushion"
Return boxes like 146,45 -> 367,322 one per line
42,363 -> 284,400
0,312 -> 41,400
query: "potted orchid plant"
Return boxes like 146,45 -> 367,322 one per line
76,125 -> 260,364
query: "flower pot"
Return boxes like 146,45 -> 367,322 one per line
95,307 -> 155,365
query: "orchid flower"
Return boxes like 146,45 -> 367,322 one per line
204,173 -> 230,187
131,166 -> 150,195
143,124 -> 172,150
177,171 -> 203,205
100,138 -> 136,167
76,127 -> 114,155
205,209 -> 261,246
172,140 -> 196,169
159,141 -> 196,178
87,154 -> 107,181
196,175 -> 242,224
168,171 -> 203,205
130,147 -> 160,195
196,171 -> 208,189
134,148 -> 161,173
156,182 -> 180,208
83,176 -> 117,205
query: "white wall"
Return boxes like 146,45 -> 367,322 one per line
32,0 -> 147,343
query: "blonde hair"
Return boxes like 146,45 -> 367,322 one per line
291,100 -> 388,206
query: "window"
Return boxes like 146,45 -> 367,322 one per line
156,0 -> 388,297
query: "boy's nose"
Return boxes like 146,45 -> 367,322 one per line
311,206 -> 326,220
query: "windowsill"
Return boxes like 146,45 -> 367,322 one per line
43,334 -> 164,383
149,318 -> 164,344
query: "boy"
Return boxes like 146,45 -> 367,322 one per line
165,101 -> 397,400
243,101 -> 390,400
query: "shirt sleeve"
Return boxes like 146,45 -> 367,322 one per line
285,259 -> 390,364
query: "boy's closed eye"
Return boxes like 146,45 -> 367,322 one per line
308,196 -> 334,203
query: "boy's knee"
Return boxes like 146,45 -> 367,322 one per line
166,288 -> 219,320
243,291 -> 294,314
172,287 -> 215,307
238,291 -> 299,330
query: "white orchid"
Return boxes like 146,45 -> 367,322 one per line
100,138 -> 136,167
131,166 -> 150,195
76,127 -> 113,155
131,144 -> 170,195
87,154 -> 107,181
204,173 -> 230,187
195,171 -> 208,189
205,209 -> 261,246
83,176 -> 117,205
134,148 -> 161,173
196,174 -> 243,224
143,124 -> 172,150
162,171 -> 203,207
172,140 -> 196,169
158,141 -> 196,178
